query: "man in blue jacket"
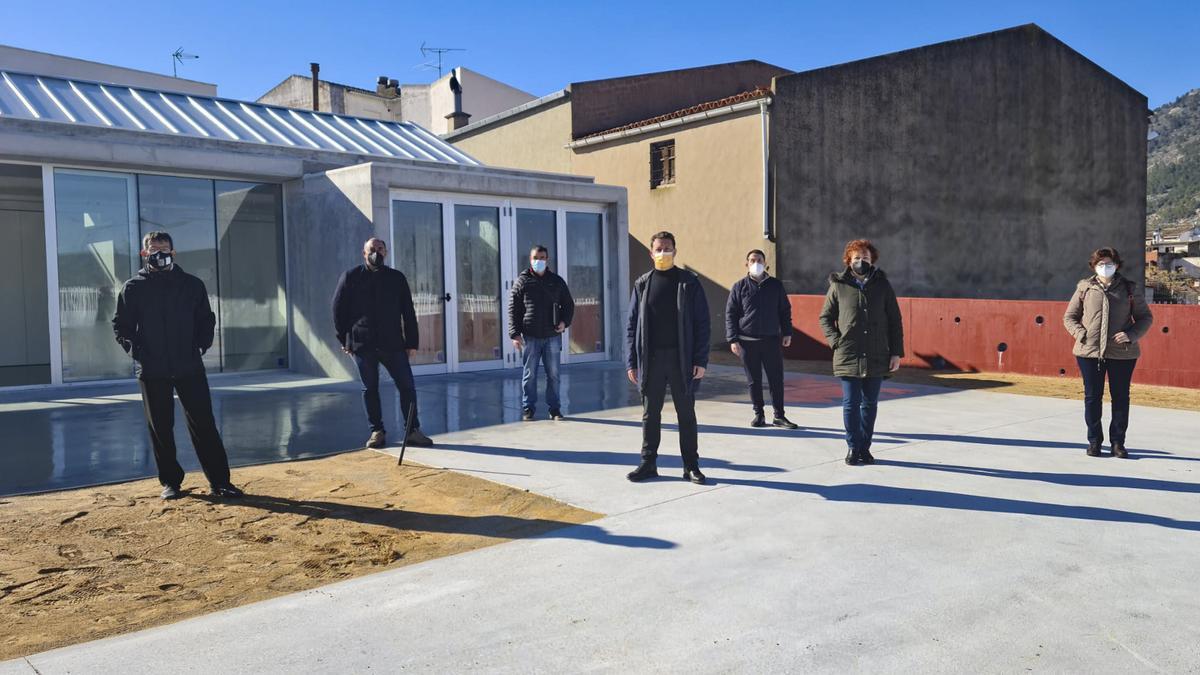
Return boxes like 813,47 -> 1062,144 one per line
332,237 -> 433,451
625,231 -> 710,484
726,249 -> 799,429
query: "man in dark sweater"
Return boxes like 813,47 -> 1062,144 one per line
332,238 -> 432,450
625,231 -> 710,484
509,245 -> 575,420
726,249 -> 799,429
112,231 -> 243,500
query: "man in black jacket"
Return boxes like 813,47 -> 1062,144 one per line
726,249 -> 799,429
625,231 -> 710,485
112,231 -> 243,500
332,238 -> 432,450
509,245 -> 575,421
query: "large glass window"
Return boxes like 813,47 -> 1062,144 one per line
216,181 -> 287,371
137,175 -> 221,372
54,170 -> 138,381
0,164 -> 50,386
567,212 -> 605,355
393,200 -> 446,365
455,205 -> 502,363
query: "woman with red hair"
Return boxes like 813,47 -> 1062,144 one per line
818,239 -> 905,465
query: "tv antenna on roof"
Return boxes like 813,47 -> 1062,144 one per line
417,42 -> 465,78
171,47 -> 199,78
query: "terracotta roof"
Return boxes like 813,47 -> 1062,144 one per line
579,86 -> 771,139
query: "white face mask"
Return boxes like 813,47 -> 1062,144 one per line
1095,263 -> 1116,278
748,262 -> 765,277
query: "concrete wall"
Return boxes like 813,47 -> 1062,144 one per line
426,68 -> 537,135
771,24 -> 1149,300
0,44 -> 216,96
450,98 -> 574,174
570,61 -> 790,138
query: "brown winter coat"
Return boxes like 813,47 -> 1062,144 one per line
1062,274 -> 1154,360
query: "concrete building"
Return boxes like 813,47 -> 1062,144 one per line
446,25 -> 1149,336
0,65 -> 627,390
257,66 -> 535,135
0,44 -> 216,96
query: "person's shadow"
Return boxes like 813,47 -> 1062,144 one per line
191,493 -> 675,549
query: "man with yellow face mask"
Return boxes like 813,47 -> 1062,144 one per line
624,231 -> 711,484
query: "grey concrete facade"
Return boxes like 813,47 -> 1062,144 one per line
771,24 -> 1149,299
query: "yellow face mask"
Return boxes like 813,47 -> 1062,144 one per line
653,251 -> 675,271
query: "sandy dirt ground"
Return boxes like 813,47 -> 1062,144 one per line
0,451 -> 599,661
710,352 -> 1200,412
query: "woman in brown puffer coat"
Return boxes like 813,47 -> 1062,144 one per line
1062,247 -> 1153,458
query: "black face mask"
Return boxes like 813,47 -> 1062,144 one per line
367,251 -> 386,268
852,260 -> 873,276
147,251 -> 173,270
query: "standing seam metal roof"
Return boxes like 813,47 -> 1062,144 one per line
0,69 -> 480,166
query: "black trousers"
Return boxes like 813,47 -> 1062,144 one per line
740,338 -> 786,417
138,372 -> 231,489
354,348 -> 420,433
1076,357 -> 1137,445
641,348 -> 700,468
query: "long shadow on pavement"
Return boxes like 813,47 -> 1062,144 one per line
191,493 -> 675,549
715,478 -> 1200,532
880,460 -> 1200,494
431,442 -> 784,473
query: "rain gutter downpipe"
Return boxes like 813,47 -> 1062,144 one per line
760,96 -> 771,240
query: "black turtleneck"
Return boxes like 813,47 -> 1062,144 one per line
647,267 -> 680,349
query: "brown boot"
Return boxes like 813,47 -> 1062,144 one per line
366,430 -> 386,449
1086,443 -> 1101,457
1112,443 -> 1128,459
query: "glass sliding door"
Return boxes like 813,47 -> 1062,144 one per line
53,170 -> 138,381
566,211 -> 605,357
453,204 -> 503,366
216,181 -> 287,371
0,164 -> 50,386
137,175 -> 220,371
514,208 -> 557,276
392,200 -> 447,368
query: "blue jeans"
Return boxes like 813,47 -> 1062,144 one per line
354,349 -> 419,433
841,376 -> 883,452
521,335 -> 562,411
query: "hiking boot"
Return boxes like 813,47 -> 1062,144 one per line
750,412 -> 766,428
772,415 -> 799,430
366,430 -> 386,449
845,448 -> 861,466
549,409 -> 564,420
859,450 -> 876,465
626,461 -> 659,482
211,483 -> 245,498
683,467 -> 707,485
406,428 -> 434,447
1112,443 -> 1128,459
1086,443 -> 1102,457
522,408 -> 534,421
161,484 -> 183,500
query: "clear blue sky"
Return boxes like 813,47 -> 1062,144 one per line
3,0 -> 1196,108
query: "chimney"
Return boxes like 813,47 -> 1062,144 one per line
444,69 -> 470,130
376,76 -> 400,98
310,62 -> 320,111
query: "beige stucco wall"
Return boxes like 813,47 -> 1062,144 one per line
453,105 -> 769,341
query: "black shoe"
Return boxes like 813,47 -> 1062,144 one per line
626,461 -> 659,482
161,484 -> 183,500
859,450 -> 876,465
845,449 -> 861,465
522,408 -> 534,421
750,412 -> 766,427
405,428 -> 434,447
683,468 -> 707,485
211,483 -> 244,498
549,409 -> 564,420
1112,443 -> 1128,459
772,416 -> 799,430
366,430 -> 386,449
1086,443 -> 1102,457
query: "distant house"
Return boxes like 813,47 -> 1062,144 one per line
447,24 -> 1149,333
257,67 -> 536,135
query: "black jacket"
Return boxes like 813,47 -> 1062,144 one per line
331,265 -> 420,353
112,265 -> 215,380
725,274 -> 793,342
509,268 -> 575,339
625,268 -> 711,395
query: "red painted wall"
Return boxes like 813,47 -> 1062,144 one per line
783,296 -> 1200,389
